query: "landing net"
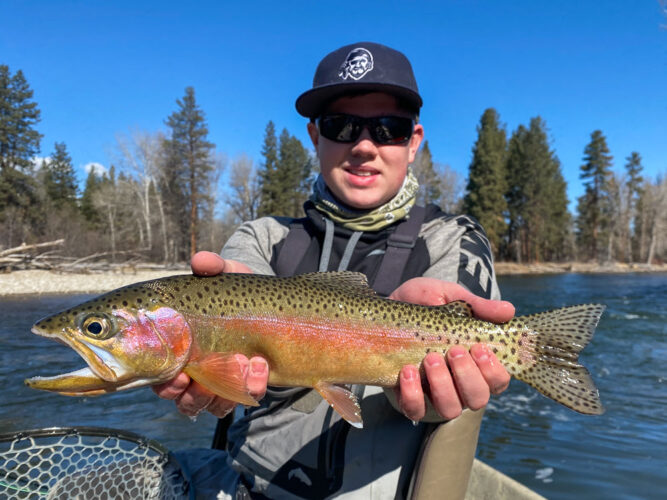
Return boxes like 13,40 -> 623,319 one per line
0,427 -> 189,499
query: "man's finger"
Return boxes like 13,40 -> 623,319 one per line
423,352 -> 463,420
461,293 -> 515,323
388,277 -> 515,323
397,365 -> 426,421
207,398 -> 237,419
191,251 -> 226,276
446,346 -> 490,411
152,372 -> 191,400
469,344 -> 511,394
246,356 -> 269,400
175,381 -> 216,417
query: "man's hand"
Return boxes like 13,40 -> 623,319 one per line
190,250 -> 253,275
151,251 -> 269,417
152,355 -> 269,417
389,277 -> 513,421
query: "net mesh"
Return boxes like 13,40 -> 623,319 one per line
0,427 -> 188,499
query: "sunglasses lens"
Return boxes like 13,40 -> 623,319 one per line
319,115 -> 413,145
319,115 -> 360,143
372,117 -> 414,144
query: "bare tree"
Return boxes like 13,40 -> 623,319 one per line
114,130 -> 171,262
411,143 -> 463,213
201,152 -> 227,252
227,154 -> 262,224
438,164 -> 464,213
637,174 -> 667,264
646,175 -> 667,264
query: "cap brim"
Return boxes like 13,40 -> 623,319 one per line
295,82 -> 423,118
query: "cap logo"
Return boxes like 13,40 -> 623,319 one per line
338,48 -> 374,81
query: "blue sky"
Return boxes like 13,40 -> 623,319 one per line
1,1 -> 665,209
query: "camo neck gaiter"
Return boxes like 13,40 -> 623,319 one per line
310,168 -> 419,231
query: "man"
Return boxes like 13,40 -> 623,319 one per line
156,42 -> 512,499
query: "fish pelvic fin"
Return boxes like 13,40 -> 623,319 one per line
516,304 -> 606,415
184,353 -> 259,407
315,382 -> 363,429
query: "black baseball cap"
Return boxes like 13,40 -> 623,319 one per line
295,42 -> 422,118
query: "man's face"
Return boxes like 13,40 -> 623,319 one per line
307,92 -> 423,210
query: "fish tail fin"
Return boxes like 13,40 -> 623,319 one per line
516,304 -> 605,415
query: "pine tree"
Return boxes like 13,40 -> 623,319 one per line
278,129 -> 311,217
0,65 -> 43,245
624,152 -> 644,261
542,161 -> 571,261
42,142 -> 78,209
80,167 -> 105,227
257,123 -> 311,218
505,117 -> 570,262
462,108 -> 508,254
258,121 -> 279,217
505,124 -> 528,261
412,140 -> 442,206
576,130 -> 613,261
163,87 -> 215,259
0,66 -> 42,173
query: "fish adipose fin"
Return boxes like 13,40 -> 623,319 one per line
315,382 -> 363,429
184,353 -> 259,407
518,304 -> 606,415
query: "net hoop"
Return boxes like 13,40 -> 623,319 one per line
0,426 -> 189,499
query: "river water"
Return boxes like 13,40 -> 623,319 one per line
0,273 -> 665,499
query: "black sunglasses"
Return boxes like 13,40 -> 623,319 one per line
317,114 -> 414,145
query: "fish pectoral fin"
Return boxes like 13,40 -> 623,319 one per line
439,300 -> 474,317
315,382 -> 363,429
185,354 -> 259,407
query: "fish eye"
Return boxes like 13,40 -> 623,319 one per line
81,315 -> 114,340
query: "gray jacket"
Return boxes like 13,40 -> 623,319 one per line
220,207 -> 500,499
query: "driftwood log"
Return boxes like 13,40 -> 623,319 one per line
0,240 -> 174,273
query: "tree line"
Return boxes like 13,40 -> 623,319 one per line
1,63 -> 665,266
461,109 -> 665,264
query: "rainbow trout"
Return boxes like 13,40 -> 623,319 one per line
26,272 -> 605,427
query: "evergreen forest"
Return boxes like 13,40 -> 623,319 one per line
1,64 -> 665,268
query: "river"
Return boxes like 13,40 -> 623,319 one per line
0,273 -> 665,499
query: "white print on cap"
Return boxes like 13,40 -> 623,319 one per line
338,48 -> 374,80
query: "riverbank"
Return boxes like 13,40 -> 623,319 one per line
494,261 -> 667,275
0,262 -> 665,296
0,268 -> 188,296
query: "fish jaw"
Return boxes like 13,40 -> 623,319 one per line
24,367 -> 152,395
27,306 -> 194,395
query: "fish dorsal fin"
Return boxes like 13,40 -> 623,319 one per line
439,300 -> 474,317
296,271 -> 377,297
